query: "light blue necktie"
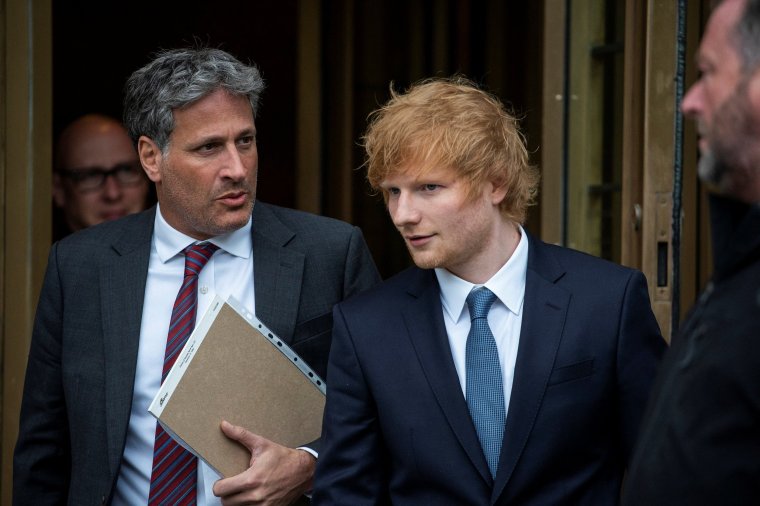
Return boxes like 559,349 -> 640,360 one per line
465,286 -> 506,478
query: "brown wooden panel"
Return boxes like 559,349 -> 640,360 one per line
641,0 -> 678,340
2,0 -> 53,501
541,0 -> 566,245
296,0 -> 323,214
621,0 -> 647,270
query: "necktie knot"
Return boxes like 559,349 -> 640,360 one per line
183,242 -> 219,277
466,287 -> 497,320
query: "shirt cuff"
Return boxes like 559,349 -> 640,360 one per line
297,446 -> 318,459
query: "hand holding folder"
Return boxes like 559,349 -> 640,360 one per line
149,296 -> 326,478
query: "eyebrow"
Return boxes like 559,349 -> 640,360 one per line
238,127 -> 256,137
189,128 -> 256,147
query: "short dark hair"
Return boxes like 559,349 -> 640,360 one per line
123,47 -> 265,152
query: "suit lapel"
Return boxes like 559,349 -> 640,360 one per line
101,210 -> 154,477
251,203 -> 305,342
401,269 -> 494,485
492,236 -> 570,503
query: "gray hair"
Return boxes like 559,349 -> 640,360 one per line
735,0 -> 760,71
123,47 -> 265,152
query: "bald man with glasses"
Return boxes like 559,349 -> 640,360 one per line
53,114 -> 151,239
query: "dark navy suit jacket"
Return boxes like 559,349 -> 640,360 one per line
314,233 -> 665,505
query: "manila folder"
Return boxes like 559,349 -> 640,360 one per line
148,296 -> 326,478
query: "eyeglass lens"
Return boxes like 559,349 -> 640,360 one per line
61,163 -> 144,191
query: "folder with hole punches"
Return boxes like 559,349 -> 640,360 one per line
148,296 -> 326,478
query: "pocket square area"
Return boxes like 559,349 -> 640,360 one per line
548,358 -> 595,386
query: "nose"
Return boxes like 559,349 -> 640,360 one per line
390,192 -> 421,228
221,144 -> 249,181
101,172 -> 123,200
681,81 -> 702,119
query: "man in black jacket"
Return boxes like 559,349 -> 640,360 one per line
624,0 -> 760,504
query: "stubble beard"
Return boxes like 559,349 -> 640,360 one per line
403,215 -> 492,275
161,171 -> 256,238
408,246 -> 445,270
697,150 -> 727,190
700,80 -> 760,199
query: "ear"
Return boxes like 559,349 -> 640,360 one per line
490,180 -> 508,206
138,136 -> 163,183
52,173 -> 66,208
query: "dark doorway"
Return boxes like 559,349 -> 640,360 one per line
54,0 -> 544,279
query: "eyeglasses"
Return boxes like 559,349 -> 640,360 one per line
58,162 -> 146,192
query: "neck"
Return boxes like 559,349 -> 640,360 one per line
453,220 -> 521,285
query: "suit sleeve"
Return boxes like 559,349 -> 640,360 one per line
342,226 -> 381,298
300,226 -> 379,456
615,270 -> 667,462
13,243 -> 72,504
312,304 -> 389,505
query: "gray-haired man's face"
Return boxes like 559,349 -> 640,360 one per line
142,89 -> 258,239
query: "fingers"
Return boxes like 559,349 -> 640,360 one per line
214,423 -> 313,505
221,420 -> 265,453
213,465 -> 260,502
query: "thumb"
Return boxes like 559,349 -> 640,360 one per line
220,420 -> 263,451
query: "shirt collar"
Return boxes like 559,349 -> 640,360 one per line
154,203 -> 253,263
435,225 -> 529,323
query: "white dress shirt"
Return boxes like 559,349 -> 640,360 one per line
434,226 -> 528,416
113,204 -> 254,506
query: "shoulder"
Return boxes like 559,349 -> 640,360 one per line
339,267 -> 428,310
254,201 -> 358,237
530,235 -> 640,281
53,208 -> 155,258
526,235 -> 651,310
252,203 -> 377,286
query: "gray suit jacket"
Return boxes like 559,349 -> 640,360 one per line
13,202 -> 380,505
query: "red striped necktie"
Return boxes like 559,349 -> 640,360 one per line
148,242 -> 219,506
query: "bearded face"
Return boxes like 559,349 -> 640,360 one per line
681,0 -> 760,203
698,78 -> 760,197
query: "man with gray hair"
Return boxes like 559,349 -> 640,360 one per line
624,0 -> 760,503
14,47 -> 379,505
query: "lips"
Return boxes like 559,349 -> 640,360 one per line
696,122 -> 710,151
406,234 -> 434,248
217,190 -> 249,207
